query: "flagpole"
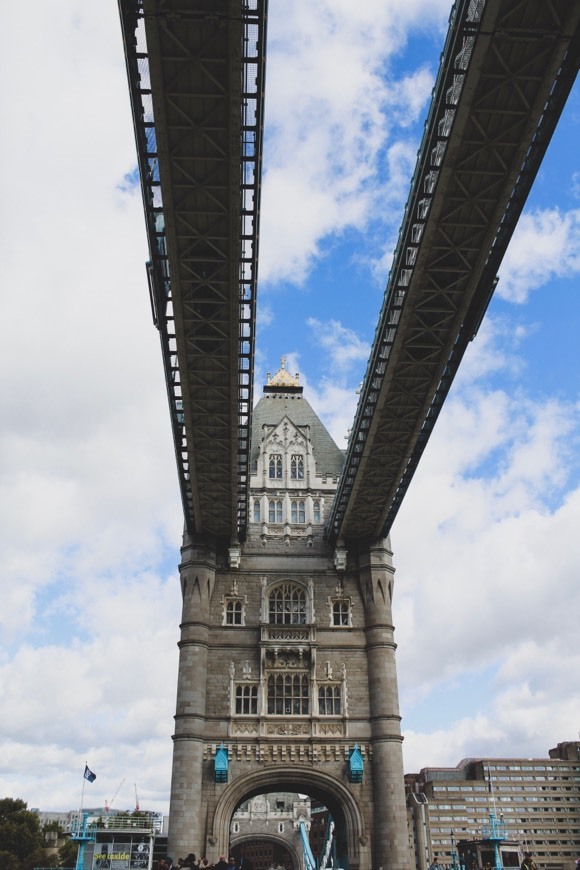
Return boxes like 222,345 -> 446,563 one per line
80,761 -> 87,813
487,766 -> 498,817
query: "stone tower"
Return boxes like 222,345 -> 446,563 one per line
168,361 -> 410,869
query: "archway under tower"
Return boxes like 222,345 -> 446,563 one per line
211,766 -> 367,869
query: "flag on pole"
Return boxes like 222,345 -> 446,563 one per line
486,767 -> 494,794
84,765 -> 96,783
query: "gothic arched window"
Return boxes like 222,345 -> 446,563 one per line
269,453 -> 283,479
290,454 -> 304,479
269,583 -> 306,624
313,499 -> 321,523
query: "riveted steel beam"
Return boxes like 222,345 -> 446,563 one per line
330,0 -> 580,542
119,0 -> 268,540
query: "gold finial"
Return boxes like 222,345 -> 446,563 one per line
266,356 -> 301,388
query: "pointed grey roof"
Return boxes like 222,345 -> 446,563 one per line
251,388 -> 345,479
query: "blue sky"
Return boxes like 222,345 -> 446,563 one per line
0,0 -> 579,815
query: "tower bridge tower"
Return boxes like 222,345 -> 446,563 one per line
169,361 -> 410,869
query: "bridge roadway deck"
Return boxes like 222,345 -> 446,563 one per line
330,0 -> 580,543
119,0 -> 267,540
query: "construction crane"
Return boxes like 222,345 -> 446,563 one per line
105,777 -> 125,812
134,783 -> 140,812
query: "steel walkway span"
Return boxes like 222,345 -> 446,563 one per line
119,0 -> 580,546
119,0 -> 267,540
329,0 -> 580,543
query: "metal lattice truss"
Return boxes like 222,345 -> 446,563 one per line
119,0 -> 267,539
330,0 -> 580,542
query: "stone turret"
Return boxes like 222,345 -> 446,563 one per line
167,362 -> 410,870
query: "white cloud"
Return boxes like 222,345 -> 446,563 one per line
306,382 -> 359,447
258,1 -> 449,285
306,318 -> 371,372
280,323 -> 372,444
385,66 -> 436,128
0,574 -> 180,810
392,316 -> 580,769
256,301 -> 275,330
402,657 -> 580,772
1,0 -> 578,820
498,207 -> 580,302
451,315 -> 530,386
0,0 -> 184,812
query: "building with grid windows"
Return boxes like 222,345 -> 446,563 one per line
406,741 -> 580,870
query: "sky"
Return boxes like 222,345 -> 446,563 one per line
1,0 -> 579,816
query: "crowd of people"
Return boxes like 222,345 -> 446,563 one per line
158,855 -> 254,870
428,853 -> 542,870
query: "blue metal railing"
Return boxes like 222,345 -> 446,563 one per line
300,818 -> 318,870
319,818 -> 337,869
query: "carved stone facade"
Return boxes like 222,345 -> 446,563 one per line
167,365 -> 410,869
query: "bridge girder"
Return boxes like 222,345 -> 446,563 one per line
330,0 -> 580,543
119,0 -> 267,540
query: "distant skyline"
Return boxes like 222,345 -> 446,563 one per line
1,0 -> 579,814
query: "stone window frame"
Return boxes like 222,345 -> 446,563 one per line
268,498 -> 283,523
290,498 -> 306,523
318,683 -> 342,715
330,597 -> 352,628
234,682 -> 259,715
260,581 -> 316,718
267,672 -> 310,716
252,498 -> 261,523
290,453 -> 304,480
268,453 -> 283,479
222,594 -> 247,626
268,581 -> 307,625
312,498 -> 322,523
262,576 -> 315,625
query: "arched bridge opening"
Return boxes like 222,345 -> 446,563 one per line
212,767 -> 366,869
230,833 -> 297,870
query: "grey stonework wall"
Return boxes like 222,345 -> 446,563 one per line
167,531 -> 410,870
167,379 -> 409,869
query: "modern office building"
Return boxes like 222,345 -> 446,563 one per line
406,741 -> 580,870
